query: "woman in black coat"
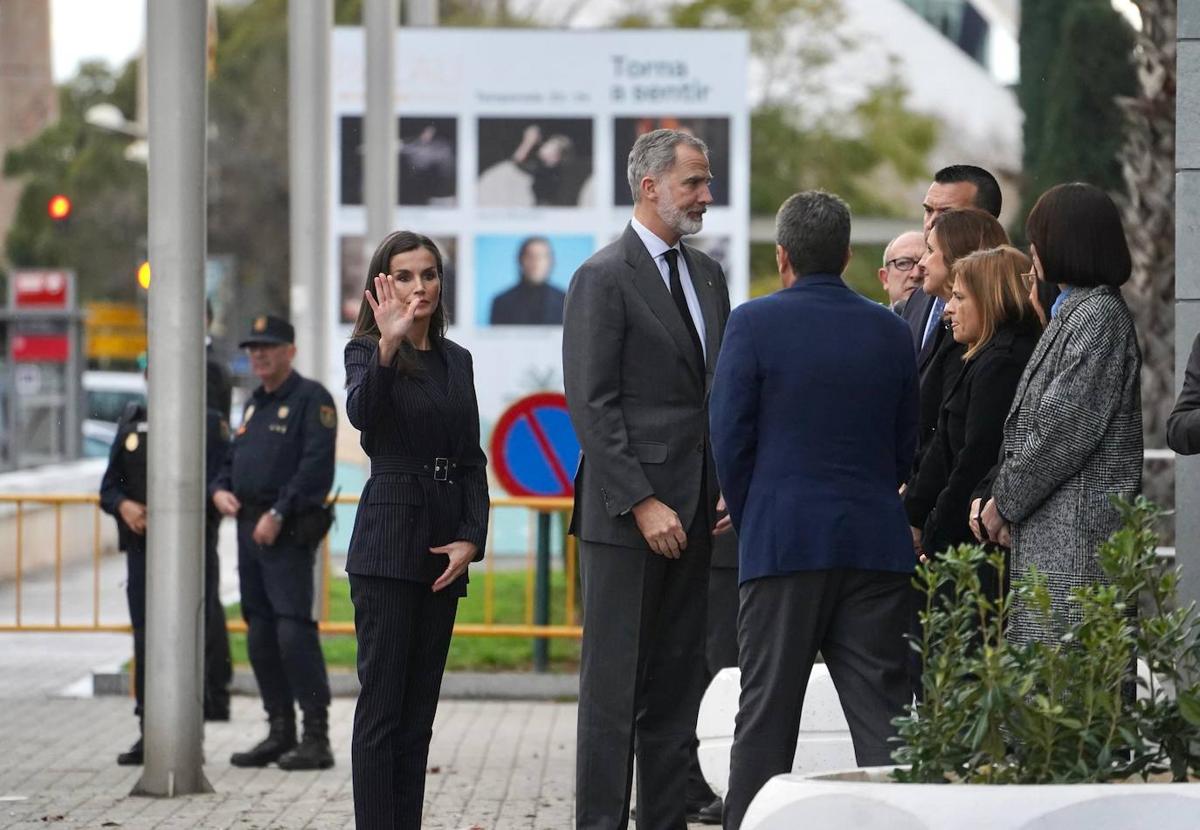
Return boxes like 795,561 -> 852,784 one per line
344,231 -> 489,829
908,208 -> 1011,483
906,245 -> 1040,577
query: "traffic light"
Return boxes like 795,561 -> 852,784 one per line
137,261 -> 151,290
47,194 -> 72,226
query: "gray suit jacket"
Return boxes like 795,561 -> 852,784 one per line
563,223 -> 731,549
991,285 -> 1142,644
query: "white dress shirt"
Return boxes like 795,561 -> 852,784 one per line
630,217 -> 707,361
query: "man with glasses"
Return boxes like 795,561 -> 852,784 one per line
878,230 -> 925,312
211,314 -> 338,771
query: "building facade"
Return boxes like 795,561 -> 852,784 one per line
0,0 -> 57,266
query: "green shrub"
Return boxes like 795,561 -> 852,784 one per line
893,497 -> 1200,783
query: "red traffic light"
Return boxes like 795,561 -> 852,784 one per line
48,194 -> 72,221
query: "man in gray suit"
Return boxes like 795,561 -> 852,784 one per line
564,128 -> 731,830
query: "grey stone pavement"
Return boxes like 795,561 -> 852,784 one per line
0,526 -> 583,829
0,526 -> 714,829
0,692 -> 579,829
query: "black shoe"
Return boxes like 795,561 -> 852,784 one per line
117,737 -> 143,766
696,797 -> 723,825
230,710 -> 297,767
277,707 -> 334,771
204,698 -> 231,722
277,735 -> 334,770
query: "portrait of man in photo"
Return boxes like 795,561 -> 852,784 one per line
475,234 -> 592,327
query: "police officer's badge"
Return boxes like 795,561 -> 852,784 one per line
125,433 -> 139,452
253,316 -> 268,333
277,405 -> 289,419
320,405 -> 336,429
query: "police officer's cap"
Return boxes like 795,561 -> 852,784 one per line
239,315 -> 295,348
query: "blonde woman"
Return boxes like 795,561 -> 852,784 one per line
905,246 -> 1040,574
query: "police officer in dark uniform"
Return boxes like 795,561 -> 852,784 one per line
211,314 -> 338,771
99,391 -> 232,765
206,299 -> 233,420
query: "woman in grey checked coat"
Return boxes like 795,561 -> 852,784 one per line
973,183 -> 1143,645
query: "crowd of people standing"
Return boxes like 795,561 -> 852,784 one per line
102,127 -> 1155,829
562,134 -> 1147,830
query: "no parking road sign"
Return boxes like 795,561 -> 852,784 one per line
490,392 -> 579,498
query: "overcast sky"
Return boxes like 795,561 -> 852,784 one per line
51,0 -> 144,82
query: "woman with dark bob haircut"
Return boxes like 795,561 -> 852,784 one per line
974,183 -> 1142,646
344,230 -> 489,828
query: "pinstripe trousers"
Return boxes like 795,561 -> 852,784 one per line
349,574 -> 459,830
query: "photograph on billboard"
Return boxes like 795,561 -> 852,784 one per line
476,118 -> 594,208
338,115 -> 459,207
329,28 -> 750,486
475,234 -> 593,327
612,116 -> 731,207
399,117 -> 457,206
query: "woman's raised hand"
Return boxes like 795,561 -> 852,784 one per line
367,273 -> 419,351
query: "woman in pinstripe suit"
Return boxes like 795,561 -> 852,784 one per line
974,183 -> 1143,645
345,230 -> 489,829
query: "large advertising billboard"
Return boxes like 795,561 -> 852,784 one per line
329,27 -> 750,458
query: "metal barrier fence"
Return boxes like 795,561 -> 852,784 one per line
0,493 -> 582,661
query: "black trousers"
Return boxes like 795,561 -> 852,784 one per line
204,513 -> 232,711
349,574 -> 459,830
123,537 -> 232,717
237,516 -> 331,714
684,562 -> 741,806
576,507 -> 712,830
723,569 -> 911,830
706,566 -> 740,673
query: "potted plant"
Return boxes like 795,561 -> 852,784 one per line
742,498 -> 1200,830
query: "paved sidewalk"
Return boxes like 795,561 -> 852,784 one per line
0,695 -> 578,829
0,520 -> 718,828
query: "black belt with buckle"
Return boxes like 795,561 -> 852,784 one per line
371,455 -> 457,482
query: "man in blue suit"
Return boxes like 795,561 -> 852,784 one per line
710,191 -> 919,829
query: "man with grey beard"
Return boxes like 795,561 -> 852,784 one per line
563,129 -> 731,829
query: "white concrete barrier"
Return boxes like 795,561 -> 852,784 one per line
696,665 -> 857,798
741,767 -> 1200,830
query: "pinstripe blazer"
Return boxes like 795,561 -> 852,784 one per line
991,285 -> 1142,644
343,336 -> 489,597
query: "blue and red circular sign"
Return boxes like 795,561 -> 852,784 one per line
490,392 -> 579,497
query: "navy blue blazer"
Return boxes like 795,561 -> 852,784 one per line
709,273 -> 919,583
343,336 -> 489,596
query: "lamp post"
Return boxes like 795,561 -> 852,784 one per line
83,103 -> 149,164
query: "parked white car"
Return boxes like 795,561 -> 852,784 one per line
81,371 -> 146,457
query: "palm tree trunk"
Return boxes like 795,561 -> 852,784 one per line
1119,0 -> 1176,534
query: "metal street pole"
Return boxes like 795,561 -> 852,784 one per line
406,0 -> 438,26
365,0 -> 397,249
1176,3 -> 1200,614
134,0 -> 211,797
289,0 -> 332,384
